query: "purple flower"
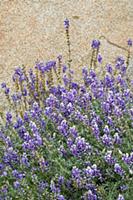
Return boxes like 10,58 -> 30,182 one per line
23,111 -> 29,122
21,153 -> 30,167
39,158 -> 48,171
91,121 -> 100,139
15,67 -> 23,76
82,67 -> 88,77
59,145 -> 67,157
91,39 -> 100,49
114,163 -> 124,176
12,169 -> 24,179
66,102 -> 74,114
121,65 -> 126,74
46,94 -> 58,108
117,194 -> 125,200
29,121 -> 38,132
115,56 -> 125,69
44,107 -> 52,116
113,106 -> 122,117
67,137 -> 74,148
58,176 -> 64,185
104,151 -> 116,165
5,87 -> 10,95
75,136 -> 88,153
22,140 -> 35,151
85,166 -> 94,177
38,181 -> 48,192
114,133 -> 122,145
102,134 -> 112,146
3,148 -> 19,165
104,75 -> 114,88
35,134 -> 43,146
71,82 -> 79,89
6,112 -> 12,124
120,185 -> 128,191
50,180 -> 60,193
40,119 -> 46,129
70,144 -> 78,156
63,65 -> 67,73
122,153 -> 133,165
103,125 -> 110,134
57,194 -> 66,200
89,70 -> 96,78
86,190 -> 97,200
97,54 -> 102,63
45,61 -> 56,71
12,94 -> 18,102
13,181 -> 20,189
0,163 -> 4,170
127,39 -> 132,47
23,132 -> 31,141
91,164 -> 101,177
32,102 -> 41,113
1,185 -> 8,194
69,126 -> 78,137
63,75 -> 69,86
66,180 -> 72,189
57,54 -> 62,60
58,119 -> 69,137
72,166 -> 81,179
1,82 -> 6,88
2,171 -> 7,177
64,18 -> 69,29
19,74 -> 26,82
22,87 -> 27,96
106,64 -> 113,74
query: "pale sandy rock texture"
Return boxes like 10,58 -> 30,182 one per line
0,0 -> 133,109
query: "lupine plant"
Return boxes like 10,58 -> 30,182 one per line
0,19 -> 133,200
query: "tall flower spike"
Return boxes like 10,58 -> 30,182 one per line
64,18 -> 72,87
90,39 -> 101,70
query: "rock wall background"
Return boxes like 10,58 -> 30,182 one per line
0,0 -> 133,109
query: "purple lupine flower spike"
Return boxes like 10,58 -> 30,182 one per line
64,18 -> 69,29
